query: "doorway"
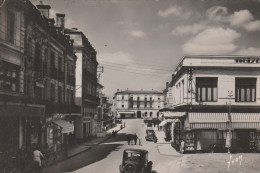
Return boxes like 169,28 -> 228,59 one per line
236,130 -> 250,152
137,111 -> 141,118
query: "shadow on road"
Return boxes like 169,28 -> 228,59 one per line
43,133 -> 133,173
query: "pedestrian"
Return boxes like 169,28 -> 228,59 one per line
133,134 -> 138,145
180,140 -> 185,154
32,146 -> 44,172
17,146 -> 26,173
127,134 -> 131,145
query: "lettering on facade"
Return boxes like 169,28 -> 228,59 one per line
235,58 -> 260,63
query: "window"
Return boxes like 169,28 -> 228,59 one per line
0,61 -> 19,92
122,96 -> 124,100
7,11 -> 15,43
122,105 -> 124,108
34,43 -> 42,72
196,77 -> 218,102
144,97 -> 147,108
235,78 -> 256,102
27,38 -> 32,59
51,52 -> 55,68
130,97 -> 133,108
58,86 -> 62,103
51,84 -> 55,102
137,97 -> 140,108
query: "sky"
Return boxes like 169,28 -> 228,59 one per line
31,0 -> 260,98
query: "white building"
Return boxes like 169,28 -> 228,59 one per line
113,90 -> 164,119
163,55 -> 260,153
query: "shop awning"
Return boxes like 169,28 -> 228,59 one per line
118,111 -> 135,114
53,120 -> 74,133
159,120 -> 167,127
163,112 -> 186,118
189,112 -> 260,129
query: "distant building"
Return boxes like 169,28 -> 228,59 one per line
113,90 -> 164,119
162,55 -> 260,153
65,27 -> 100,140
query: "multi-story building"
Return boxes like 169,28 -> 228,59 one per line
24,1 -> 77,151
0,0 -> 78,152
65,27 -> 100,140
0,0 -> 29,152
162,55 -> 260,153
113,90 -> 164,119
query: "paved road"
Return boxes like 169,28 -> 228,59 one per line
40,119 -> 179,173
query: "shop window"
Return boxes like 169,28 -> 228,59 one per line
235,78 -> 256,102
196,77 -> 218,102
7,11 -> 15,43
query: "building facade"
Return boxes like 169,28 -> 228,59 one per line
162,55 -> 260,153
65,28 -> 100,140
114,90 -> 164,119
0,0 -> 78,153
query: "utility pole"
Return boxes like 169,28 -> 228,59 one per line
188,68 -> 193,109
97,66 -> 104,82
226,91 -> 233,154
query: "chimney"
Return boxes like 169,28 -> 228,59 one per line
56,13 -> 65,29
117,89 -> 119,92
166,82 -> 169,88
36,1 -> 51,18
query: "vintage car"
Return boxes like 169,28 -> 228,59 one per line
145,130 -> 157,142
119,149 -> 153,173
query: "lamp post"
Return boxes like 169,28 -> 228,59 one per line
226,91 -> 233,154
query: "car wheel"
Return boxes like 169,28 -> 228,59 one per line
124,163 -> 137,173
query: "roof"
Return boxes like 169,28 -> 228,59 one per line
124,148 -> 148,153
115,90 -> 163,95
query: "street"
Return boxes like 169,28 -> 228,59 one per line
40,119 -> 180,173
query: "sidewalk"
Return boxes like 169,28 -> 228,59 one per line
67,123 -> 123,158
151,126 -> 182,156
155,153 -> 260,173
17,124 -> 123,173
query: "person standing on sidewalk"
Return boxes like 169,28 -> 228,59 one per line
32,146 -> 44,172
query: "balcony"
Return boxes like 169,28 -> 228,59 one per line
84,94 -> 100,104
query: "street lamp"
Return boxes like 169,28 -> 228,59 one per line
226,91 -> 233,154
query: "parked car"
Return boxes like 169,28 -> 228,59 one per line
145,130 -> 157,143
119,149 -> 153,173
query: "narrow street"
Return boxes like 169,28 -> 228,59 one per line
40,119 -> 180,173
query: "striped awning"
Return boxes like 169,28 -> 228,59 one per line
118,111 -> 135,114
159,120 -> 167,127
163,112 -> 186,118
53,120 -> 74,133
189,113 -> 228,123
189,112 -> 260,129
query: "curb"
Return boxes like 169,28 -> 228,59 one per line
156,145 -> 183,157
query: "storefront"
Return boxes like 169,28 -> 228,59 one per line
0,103 -> 45,152
184,112 -> 260,153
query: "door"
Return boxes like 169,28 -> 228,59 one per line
236,130 -> 250,152
83,123 -> 86,139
